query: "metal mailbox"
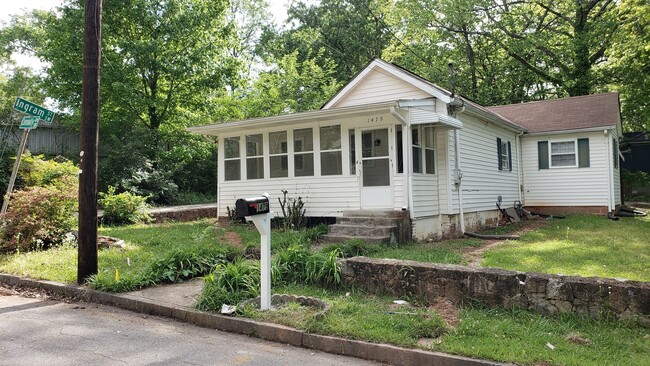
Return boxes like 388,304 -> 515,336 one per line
235,196 -> 270,218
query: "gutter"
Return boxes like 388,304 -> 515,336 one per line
522,125 -> 617,137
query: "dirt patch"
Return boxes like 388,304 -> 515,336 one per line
428,298 -> 460,328
462,218 -> 548,267
0,283 -> 72,302
223,231 -> 244,249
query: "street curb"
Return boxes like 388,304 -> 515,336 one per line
0,274 -> 510,366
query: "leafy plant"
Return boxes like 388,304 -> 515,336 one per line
99,186 -> 151,225
17,152 -> 79,190
147,245 -> 233,283
118,159 -> 178,205
196,259 -> 261,311
277,189 -> 307,230
321,239 -> 379,258
0,185 -> 77,253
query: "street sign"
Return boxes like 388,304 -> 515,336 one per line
13,97 -> 55,124
19,116 -> 39,130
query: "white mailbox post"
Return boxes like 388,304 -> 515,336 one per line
235,194 -> 272,310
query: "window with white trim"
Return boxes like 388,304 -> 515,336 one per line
294,128 -> 314,177
320,125 -> 342,175
246,134 -> 264,179
497,137 -> 511,171
269,131 -> 288,178
550,140 -> 577,167
412,127 -> 422,173
223,137 -> 240,181
424,126 -> 435,174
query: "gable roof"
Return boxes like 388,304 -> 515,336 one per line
487,93 -> 621,134
323,58 -> 524,132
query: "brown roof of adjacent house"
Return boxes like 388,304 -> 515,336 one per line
486,93 -> 620,133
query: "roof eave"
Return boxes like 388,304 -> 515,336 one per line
522,125 -> 617,137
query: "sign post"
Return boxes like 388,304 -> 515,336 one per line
236,194 -> 272,310
1,100 -> 55,215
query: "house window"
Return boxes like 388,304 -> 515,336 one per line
612,137 -> 618,168
223,137 -> 241,181
551,140 -> 576,167
424,126 -> 435,174
294,128 -> 314,177
320,125 -> 342,175
269,131 -> 288,178
497,138 -> 512,171
246,134 -> 264,179
412,127 -> 422,173
538,138 -> 589,169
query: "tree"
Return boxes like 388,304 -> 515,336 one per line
604,0 -> 650,131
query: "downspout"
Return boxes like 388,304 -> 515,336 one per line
605,129 -> 615,212
449,97 -> 465,234
453,129 -> 465,234
390,106 -> 412,218
516,131 -> 525,204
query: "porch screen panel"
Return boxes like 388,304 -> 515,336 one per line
246,134 -> 264,179
269,131 -> 288,178
294,128 -> 314,177
224,137 -> 241,181
320,125 -> 342,175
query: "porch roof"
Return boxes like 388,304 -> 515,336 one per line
188,100 -> 464,135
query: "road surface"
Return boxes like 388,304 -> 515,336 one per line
0,291 -> 381,366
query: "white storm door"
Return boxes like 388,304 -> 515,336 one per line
359,128 -> 392,208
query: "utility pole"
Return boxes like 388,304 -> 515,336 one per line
78,0 -> 102,284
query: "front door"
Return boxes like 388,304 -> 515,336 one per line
358,127 -> 392,208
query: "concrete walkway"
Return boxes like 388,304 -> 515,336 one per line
0,274 -> 508,366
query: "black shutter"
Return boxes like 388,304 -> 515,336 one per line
538,141 -> 549,169
578,138 -> 590,168
497,138 -> 502,170
508,141 -> 512,171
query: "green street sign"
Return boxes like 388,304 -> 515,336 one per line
13,97 -> 55,124
19,116 -> 39,130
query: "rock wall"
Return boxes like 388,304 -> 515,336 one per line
340,257 -> 650,323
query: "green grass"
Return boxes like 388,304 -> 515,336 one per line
367,238 -> 483,264
0,220 -> 238,289
482,215 -> 650,281
243,284 -> 650,365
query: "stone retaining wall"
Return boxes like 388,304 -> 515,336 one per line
150,206 -> 218,223
340,257 -> 650,324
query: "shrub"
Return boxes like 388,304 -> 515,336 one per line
118,160 -> 178,204
196,259 -> 261,311
18,152 -> 79,190
277,190 -> 307,230
0,185 -> 77,253
99,186 -> 151,225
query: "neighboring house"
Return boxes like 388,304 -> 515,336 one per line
189,59 -> 622,240
621,132 -> 650,175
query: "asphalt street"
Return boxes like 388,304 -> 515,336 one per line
0,293 -> 380,366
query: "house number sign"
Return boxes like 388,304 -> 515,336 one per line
368,115 -> 384,123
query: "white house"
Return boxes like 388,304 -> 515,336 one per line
189,59 -> 622,241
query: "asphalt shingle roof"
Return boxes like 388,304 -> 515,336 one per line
486,93 -> 620,133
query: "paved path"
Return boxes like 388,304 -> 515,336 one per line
0,293 -> 379,366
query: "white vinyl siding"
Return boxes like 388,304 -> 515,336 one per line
412,175 -> 439,217
333,69 -> 430,108
219,176 -> 360,217
451,115 -> 520,213
522,131 -> 610,207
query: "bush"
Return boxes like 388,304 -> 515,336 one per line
18,152 -> 79,190
196,259 -> 261,311
622,168 -> 650,197
99,186 -> 151,225
0,185 -> 77,253
118,160 -> 179,205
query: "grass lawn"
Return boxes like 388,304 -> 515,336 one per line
246,284 -> 650,366
0,220 -> 237,288
482,215 -> 650,282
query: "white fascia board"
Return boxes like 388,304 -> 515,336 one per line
407,109 -> 463,129
521,125 -> 617,137
323,59 -> 452,109
187,102 -> 397,136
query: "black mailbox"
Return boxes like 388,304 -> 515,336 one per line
235,196 -> 270,218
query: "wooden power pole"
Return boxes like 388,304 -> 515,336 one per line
78,0 -> 102,284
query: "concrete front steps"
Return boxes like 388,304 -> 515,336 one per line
323,210 -> 410,244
